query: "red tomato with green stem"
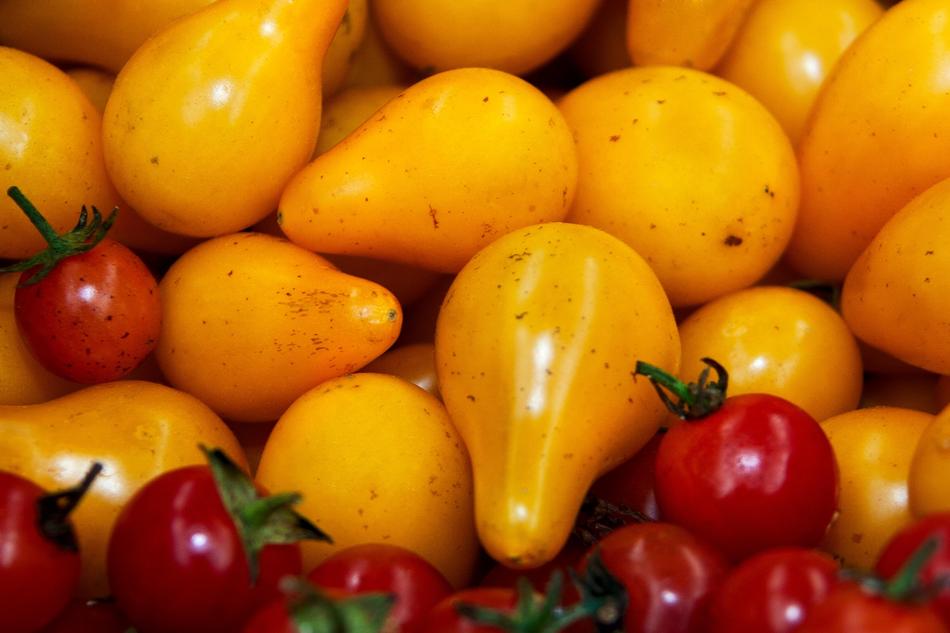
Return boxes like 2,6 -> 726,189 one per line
635,358 -> 838,561
0,462 -> 102,633
107,447 -> 331,633
0,186 -> 160,383
243,581 -> 394,633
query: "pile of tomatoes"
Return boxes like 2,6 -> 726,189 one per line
3,0 -> 950,631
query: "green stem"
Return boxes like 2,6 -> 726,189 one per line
635,361 -> 695,406
238,492 -> 303,530
634,358 -> 728,420
36,461 -> 104,552
885,536 -> 939,601
7,186 -> 60,243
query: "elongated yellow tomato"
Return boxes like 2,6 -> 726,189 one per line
559,66 -> 798,307
103,0 -> 347,237
323,0 -> 368,96
373,0 -> 600,75
717,0 -> 882,145
344,5 -> 417,89
0,381 -> 246,597
787,0 -> 950,280
365,343 -> 439,397
820,407 -> 931,570
256,373 -> 478,587
627,0 -> 757,70
910,405 -> 950,515
842,177 -> 950,375
315,85 -> 406,155
678,286 -> 862,422
279,68 -> 577,272
436,223 -> 679,568
157,233 -> 401,422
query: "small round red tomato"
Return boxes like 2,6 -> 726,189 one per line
580,522 -> 729,633
589,432 -> 663,520
108,449 -> 329,633
637,360 -> 838,560
797,582 -> 946,633
708,548 -> 838,633
1,187 -> 160,383
418,588 -> 520,633
40,599 -> 128,633
307,543 -> 453,632
0,464 -> 100,633
242,587 -> 395,633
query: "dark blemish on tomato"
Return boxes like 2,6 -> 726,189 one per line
387,309 -> 398,321
227,270 -> 233,277
604,362 -> 610,369
483,96 -> 489,103
4,163 -> 10,170
369,489 -> 379,500
926,250 -> 935,255
609,135 -> 621,142
515,312 -> 527,320
763,185 -> 775,198
466,394 -> 476,402
507,250 -> 531,261
925,277 -> 931,283
724,235 -> 743,247
851,533 -> 864,544
656,99 -> 666,104
428,205 -> 439,229
150,156 -> 159,165
712,91 -> 726,96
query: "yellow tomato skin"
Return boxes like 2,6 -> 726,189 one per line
910,405 -> 950,516
343,6 -> 418,89
322,0 -> 368,96
365,343 -> 439,397
820,407 -> 931,570
279,68 -> 577,273
787,0 -> 950,280
842,177 -> 950,375
256,373 -> 478,587
157,233 -> 401,423
570,0 -> 631,78
0,381 -> 246,597
559,66 -> 798,307
861,374 -> 940,414
315,85 -> 406,155
678,286 -> 862,422
627,0 -> 756,70
102,0 -> 347,238
436,223 -> 679,568
716,0 -> 882,145
0,274 -> 78,405
65,67 -> 115,113
373,0 -> 600,75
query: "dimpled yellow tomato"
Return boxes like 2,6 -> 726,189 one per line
820,407 -> 932,570
256,373 -> 478,587
279,68 -> 577,273
910,405 -> 950,516
787,0 -> 950,280
678,286 -> 863,422
627,0 -> 757,70
157,233 -> 402,423
0,381 -> 246,597
842,177 -> 950,375
717,0 -> 882,145
103,0 -> 347,237
559,66 -> 798,307
436,223 -> 679,568
373,0 -> 600,75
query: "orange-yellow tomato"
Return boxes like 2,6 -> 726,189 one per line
322,0 -> 369,96
157,233 -> 402,423
559,66 -> 798,307
256,373 -> 478,587
569,0 -> 630,78
861,374 -> 941,414
0,381 -> 246,596
677,286 -> 862,422
436,222 -> 679,568
820,407 -> 932,570
842,176 -> 950,375
910,405 -> 950,516
626,0 -> 757,70
364,343 -> 439,397
65,67 -> 115,113
717,0 -> 882,144
343,5 -> 418,89
315,85 -> 406,156
787,0 -> 950,280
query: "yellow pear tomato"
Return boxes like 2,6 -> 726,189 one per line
909,405 -> 950,516
364,343 -> 439,397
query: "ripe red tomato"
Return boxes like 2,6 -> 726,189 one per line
242,585 -> 394,633
589,431 -> 663,521
0,464 -> 100,633
307,543 -> 453,632
40,599 -> 129,633
637,360 -> 838,560
418,588 -> 520,633
107,449 -> 329,633
708,548 -> 839,633
1,187 -> 160,383
796,582 -> 946,633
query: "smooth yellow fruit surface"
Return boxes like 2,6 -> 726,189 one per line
910,405 -> 950,516
323,0 -> 368,95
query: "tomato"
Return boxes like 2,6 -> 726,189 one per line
0,464 -> 100,633
708,548 -> 838,633
40,599 -> 129,633
639,361 -> 838,561
589,432 -> 663,521
108,449 -> 329,633
569,0 -> 629,78
343,8 -> 417,90
877,514 -> 950,628
322,0 -> 369,96
307,543 -> 452,632
364,343 -> 439,397
910,406 -> 950,517
419,589 -> 519,633
243,587 -> 394,633
417,584 -> 586,633
479,541 -> 587,595
797,582 -> 946,633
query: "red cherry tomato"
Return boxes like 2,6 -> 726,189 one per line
876,513 -> 950,628
479,541 -> 586,593
307,543 -> 453,632
242,600 -> 298,633
582,522 -> 729,633
589,431 -> 663,521
108,449 -> 329,633
638,360 -> 838,560
0,465 -> 100,633
797,582 -> 946,633
418,588 -> 520,633
40,599 -> 129,633
243,586 -> 395,633
1,187 -> 160,383
708,548 -> 839,633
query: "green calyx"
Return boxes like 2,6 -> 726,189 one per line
845,536 -> 948,604
573,495 -> 652,546
201,446 -> 332,584
283,578 -> 395,633
634,357 -> 728,420
0,187 -> 118,286
35,461 -> 104,552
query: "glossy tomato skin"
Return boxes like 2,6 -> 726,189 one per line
307,543 -> 453,632
15,238 -> 160,384
591,522 -> 729,633
797,583 -> 947,633
876,514 -> 950,627
708,548 -> 838,633
656,394 -> 838,561
0,472 -> 81,633
589,432 -> 663,520
107,466 -> 301,633
418,588 -> 519,633
242,601 -> 298,633
41,599 -> 129,633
